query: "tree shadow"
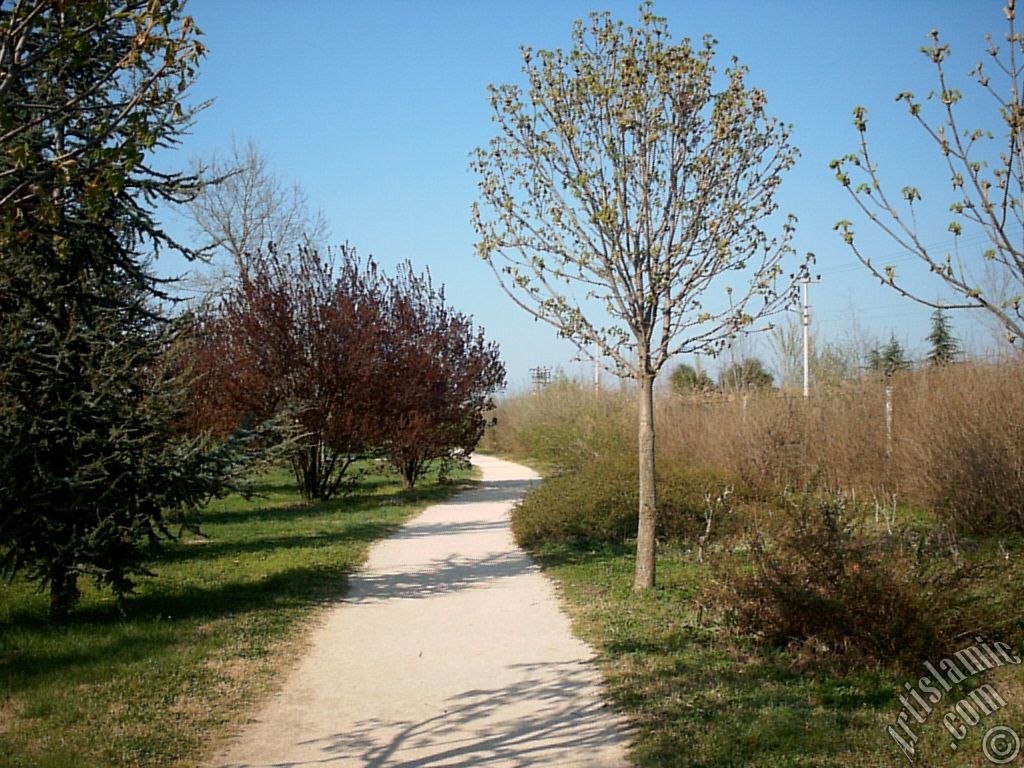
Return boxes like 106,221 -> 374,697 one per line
198,496 -> 375,526
386,519 -> 509,540
0,561 -> 363,698
441,479 -> 539,506
158,521 -> 402,565
530,542 -> 634,569
0,629 -> 181,695
523,547 -> 899,768
605,643 -> 894,767
216,660 -> 630,768
2,560 -> 359,636
197,476 -> 475,527
1,470 -> 524,768
345,550 -> 537,604
393,479 -> 479,505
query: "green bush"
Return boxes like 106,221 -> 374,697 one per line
511,451 -> 741,547
669,363 -> 714,394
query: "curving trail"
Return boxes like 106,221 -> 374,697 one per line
208,455 -> 631,768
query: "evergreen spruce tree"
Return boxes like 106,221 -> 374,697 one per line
0,1 -> 263,622
925,307 -> 961,366
866,334 -> 912,378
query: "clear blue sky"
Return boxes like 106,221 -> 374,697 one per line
155,0 -> 1009,387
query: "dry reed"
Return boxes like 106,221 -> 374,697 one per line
487,360 -> 1024,531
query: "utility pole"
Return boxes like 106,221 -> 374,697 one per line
726,286 -> 736,393
529,366 -> 552,392
800,276 -> 821,398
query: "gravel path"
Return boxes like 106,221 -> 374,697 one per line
208,455 -> 631,768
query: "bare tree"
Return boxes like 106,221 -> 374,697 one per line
185,139 -> 329,290
472,6 -> 804,589
770,318 -> 807,390
833,1 -> 1024,347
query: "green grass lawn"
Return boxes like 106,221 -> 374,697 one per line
532,541 -> 1024,768
0,463 -> 473,768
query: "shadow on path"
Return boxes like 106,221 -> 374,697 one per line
441,479 -> 538,507
388,519 -> 508,540
222,661 -> 622,768
345,551 -> 537,603
208,457 -> 629,768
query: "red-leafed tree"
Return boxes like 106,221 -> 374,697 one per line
188,245 -> 385,500
187,246 -> 506,496
375,265 -> 506,488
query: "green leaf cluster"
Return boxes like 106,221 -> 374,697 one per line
668,362 -> 714,394
717,357 -> 773,391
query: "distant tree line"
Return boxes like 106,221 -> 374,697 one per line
671,307 -> 963,395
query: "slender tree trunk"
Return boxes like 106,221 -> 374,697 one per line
634,371 -> 657,590
884,383 -> 894,457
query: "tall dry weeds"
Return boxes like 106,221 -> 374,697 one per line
483,379 -> 633,470
488,360 -> 1024,532
895,362 -> 1024,531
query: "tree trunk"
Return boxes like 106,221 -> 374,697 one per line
884,383 -> 894,457
634,372 -> 657,590
293,444 -> 324,500
401,459 -> 418,490
49,568 -> 79,625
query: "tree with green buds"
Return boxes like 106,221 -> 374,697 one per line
472,4 -> 804,589
833,2 -> 1024,347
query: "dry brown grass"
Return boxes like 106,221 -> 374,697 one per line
493,364 -> 1024,741
487,359 -> 1024,532
0,696 -> 23,736
895,362 -> 1024,531
483,378 -> 634,471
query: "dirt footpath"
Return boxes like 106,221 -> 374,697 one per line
208,454 -> 631,768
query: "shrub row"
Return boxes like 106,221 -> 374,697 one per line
511,451 -> 741,548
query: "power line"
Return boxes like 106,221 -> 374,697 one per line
814,226 -> 1023,277
817,303 -> 930,317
